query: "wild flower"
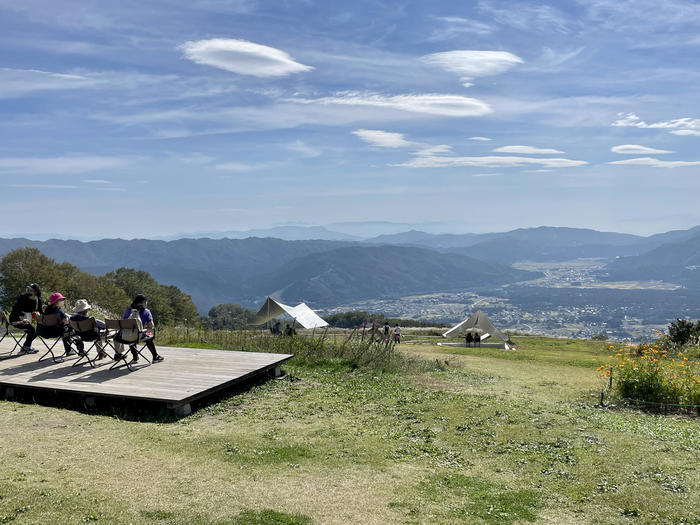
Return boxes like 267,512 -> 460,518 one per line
600,331 -> 699,406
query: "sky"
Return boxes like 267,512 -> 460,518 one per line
1,0 -> 699,239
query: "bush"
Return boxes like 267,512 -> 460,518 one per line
599,341 -> 700,406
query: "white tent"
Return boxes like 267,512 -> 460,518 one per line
250,297 -> 329,329
442,309 -> 514,349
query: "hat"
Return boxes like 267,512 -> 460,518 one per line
73,299 -> 91,313
48,292 -> 67,305
26,283 -> 41,297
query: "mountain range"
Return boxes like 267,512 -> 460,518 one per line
2,225 -> 700,313
0,237 -> 538,311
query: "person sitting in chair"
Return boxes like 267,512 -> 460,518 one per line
118,294 -> 163,363
9,283 -> 43,354
70,299 -> 108,360
41,292 -> 77,356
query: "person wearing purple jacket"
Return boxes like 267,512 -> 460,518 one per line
118,294 -> 164,364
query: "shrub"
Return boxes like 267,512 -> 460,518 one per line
598,340 -> 700,406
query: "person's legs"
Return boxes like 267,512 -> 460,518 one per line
23,324 -> 37,349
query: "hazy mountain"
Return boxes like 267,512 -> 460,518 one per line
366,230 -> 491,248
260,245 -> 541,306
0,237 -> 540,312
157,225 -> 361,242
603,232 -> 700,285
0,238 -> 348,311
370,227 -> 646,261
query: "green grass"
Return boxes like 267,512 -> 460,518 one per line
0,334 -> 697,524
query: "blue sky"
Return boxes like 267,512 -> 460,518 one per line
1,0 -> 699,239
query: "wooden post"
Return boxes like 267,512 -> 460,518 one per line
600,391 -> 605,406
608,367 -> 613,389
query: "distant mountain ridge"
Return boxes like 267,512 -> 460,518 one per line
157,225 -> 361,242
603,231 -> 700,286
0,237 -> 540,312
3,224 -> 700,312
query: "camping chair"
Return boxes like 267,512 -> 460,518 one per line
36,313 -> 69,363
69,318 -> 113,368
106,318 -> 152,371
0,311 -> 26,358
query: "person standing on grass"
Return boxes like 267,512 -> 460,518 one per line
393,323 -> 401,343
383,321 -> 390,339
9,283 -> 43,353
119,294 -> 164,364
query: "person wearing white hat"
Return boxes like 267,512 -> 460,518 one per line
70,299 -> 108,359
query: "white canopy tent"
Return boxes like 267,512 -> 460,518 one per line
442,309 -> 514,350
250,297 -> 329,330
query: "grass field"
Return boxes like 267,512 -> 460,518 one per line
0,334 -> 697,524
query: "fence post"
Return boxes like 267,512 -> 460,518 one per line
600,391 -> 605,406
608,367 -> 613,390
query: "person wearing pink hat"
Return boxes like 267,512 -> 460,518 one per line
41,292 -> 77,356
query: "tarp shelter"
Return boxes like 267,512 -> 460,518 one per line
442,309 -> 514,349
250,297 -> 329,329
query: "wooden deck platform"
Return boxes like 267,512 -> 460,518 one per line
0,340 -> 293,415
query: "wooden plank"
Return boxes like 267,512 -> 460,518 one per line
0,340 -> 293,406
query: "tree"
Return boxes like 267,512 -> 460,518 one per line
0,248 -> 64,310
206,304 -> 256,330
0,249 -> 198,326
668,318 -> 694,346
103,268 -> 198,326
0,248 -> 128,314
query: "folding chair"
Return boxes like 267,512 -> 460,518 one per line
36,313 -> 69,363
69,318 -> 113,368
0,311 -> 26,358
107,319 -> 152,371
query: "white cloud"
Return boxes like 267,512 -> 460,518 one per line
420,50 -> 522,87
478,1 -> 571,33
286,140 -> 321,157
352,129 -> 414,148
0,156 -> 126,175
0,67 -> 98,98
83,179 -> 111,184
469,136 -> 492,141
612,112 -> 700,136
493,145 -> 565,154
214,161 -> 282,172
291,93 -> 492,117
528,47 -> 585,71
472,172 -> 502,177
414,145 -> 454,156
9,184 -> 79,189
430,17 -> 496,40
608,157 -> 700,168
611,144 -> 673,154
396,155 -> 587,168
180,38 -> 313,77
671,129 -> 700,136
585,0 -> 700,32
172,153 -> 216,164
